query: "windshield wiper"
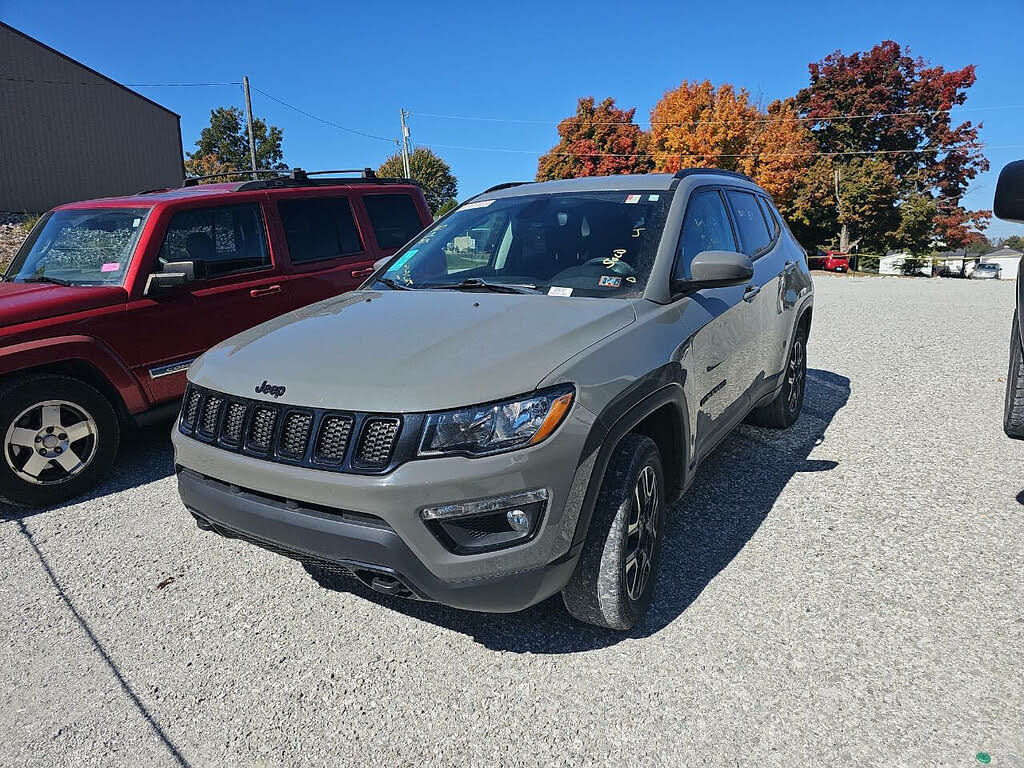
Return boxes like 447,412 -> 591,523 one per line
375,276 -> 413,291
423,277 -> 539,295
22,275 -> 73,287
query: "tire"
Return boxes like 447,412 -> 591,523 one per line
0,375 -> 120,507
1004,311 -> 1024,439
562,434 -> 664,630
749,324 -> 808,429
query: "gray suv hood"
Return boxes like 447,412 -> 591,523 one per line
189,290 -> 636,412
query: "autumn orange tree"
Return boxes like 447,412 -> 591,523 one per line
537,97 -> 652,180
648,81 -> 814,217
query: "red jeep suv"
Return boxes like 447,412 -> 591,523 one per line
0,169 -> 431,506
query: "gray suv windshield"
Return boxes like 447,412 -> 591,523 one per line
377,190 -> 673,298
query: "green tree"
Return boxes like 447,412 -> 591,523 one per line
379,147 -> 458,216
186,106 -> 285,179
1003,235 -> 1024,251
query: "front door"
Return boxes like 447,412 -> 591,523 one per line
126,201 -> 291,403
673,187 -> 759,462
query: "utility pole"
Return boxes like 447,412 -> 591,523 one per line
243,76 -> 258,179
399,109 -> 412,178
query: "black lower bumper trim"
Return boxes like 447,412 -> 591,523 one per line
176,468 -> 577,613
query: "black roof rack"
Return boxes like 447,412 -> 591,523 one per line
673,168 -> 755,183
181,167 -> 419,191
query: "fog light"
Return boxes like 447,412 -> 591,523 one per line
506,508 -> 530,532
420,489 -> 549,554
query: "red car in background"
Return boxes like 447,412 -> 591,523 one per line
0,169 -> 431,506
808,250 -> 849,272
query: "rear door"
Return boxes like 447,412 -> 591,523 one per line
126,199 -> 291,403
274,193 -> 374,309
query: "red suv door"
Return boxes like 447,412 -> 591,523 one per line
125,198 -> 292,403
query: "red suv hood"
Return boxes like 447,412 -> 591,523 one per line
0,282 -> 126,327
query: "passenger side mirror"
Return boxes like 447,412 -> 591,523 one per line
144,260 -> 195,296
672,250 -> 754,294
995,160 -> 1024,223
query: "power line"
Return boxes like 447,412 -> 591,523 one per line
419,141 -> 1024,159
251,86 -> 396,143
410,103 -> 1024,128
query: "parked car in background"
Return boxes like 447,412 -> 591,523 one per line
996,160 -> 1024,439
0,169 -> 431,506
172,169 -> 814,630
972,262 -> 1002,280
808,250 -> 849,272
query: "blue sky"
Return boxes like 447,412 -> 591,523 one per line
4,0 -> 1023,240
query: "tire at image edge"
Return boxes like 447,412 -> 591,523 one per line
0,374 -> 120,507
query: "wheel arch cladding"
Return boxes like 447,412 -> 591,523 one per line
570,377 -> 690,551
1,359 -> 130,422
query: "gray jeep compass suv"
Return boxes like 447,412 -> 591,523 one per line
172,170 -> 813,630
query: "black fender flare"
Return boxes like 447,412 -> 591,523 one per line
568,367 -> 691,552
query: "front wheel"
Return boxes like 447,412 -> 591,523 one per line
0,375 -> 120,507
562,434 -> 664,630
1004,311 -> 1024,439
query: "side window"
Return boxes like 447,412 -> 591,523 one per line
278,197 -> 363,264
363,194 -> 423,250
725,190 -> 771,256
158,204 -> 269,280
756,196 -> 780,240
674,189 -> 737,280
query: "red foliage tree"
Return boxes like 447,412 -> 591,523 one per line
537,97 -> 653,180
796,41 -> 989,250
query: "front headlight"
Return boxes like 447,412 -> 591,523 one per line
418,385 -> 575,457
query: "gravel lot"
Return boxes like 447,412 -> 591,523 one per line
2,275 -> 1022,767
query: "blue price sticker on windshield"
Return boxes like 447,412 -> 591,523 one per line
598,275 -> 622,288
385,249 -> 418,274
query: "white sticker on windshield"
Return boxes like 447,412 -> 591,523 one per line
132,218 -> 141,228
460,199 -> 495,210
648,194 -> 660,201
548,286 -> 573,297
624,194 -> 641,204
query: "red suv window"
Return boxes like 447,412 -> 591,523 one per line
158,204 -> 270,279
363,194 -> 424,250
278,196 -> 364,264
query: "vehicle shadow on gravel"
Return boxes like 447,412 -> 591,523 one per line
312,369 -> 851,653
1,422 -> 175,521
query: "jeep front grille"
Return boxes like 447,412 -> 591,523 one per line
179,385 -> 410,475
356,418 -> 400,467
279,411 -> 313,458
314,415 -> 353,463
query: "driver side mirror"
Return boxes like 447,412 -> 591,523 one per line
144,260 -> 195,297
995,160 -> 1024,223
672,250 -> 754,295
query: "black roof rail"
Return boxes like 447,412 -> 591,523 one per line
672,168 -> 755,183
136,187 -> 174,195
182,167 -> 405,190
482,181 -> 533,194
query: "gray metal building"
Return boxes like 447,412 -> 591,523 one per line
0,22 -> 184,212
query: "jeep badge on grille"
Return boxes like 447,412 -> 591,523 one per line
254,380 -> 287,398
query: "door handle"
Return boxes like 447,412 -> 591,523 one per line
351,267 -> 375,278
743,284 -> 761,302
250,284 -> 282,298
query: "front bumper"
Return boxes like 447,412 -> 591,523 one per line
172,404 -> 602,612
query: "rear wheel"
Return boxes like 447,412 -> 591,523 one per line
749,325 -> 807,429
562,434 -> 664,630
1004,312 -> 1024,439
0,375 -> 120,507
